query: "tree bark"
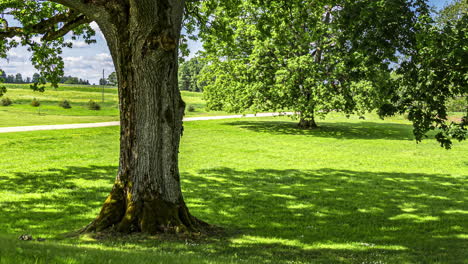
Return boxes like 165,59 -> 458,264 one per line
73,0 -> 205,234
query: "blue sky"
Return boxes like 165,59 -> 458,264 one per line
0,0 -> 451,85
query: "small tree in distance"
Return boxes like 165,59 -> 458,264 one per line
107,72 -> 117,86
178,56 -> 206,92
99,78 -> 108,86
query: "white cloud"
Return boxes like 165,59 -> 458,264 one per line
95,53 -> 112,62
63,54 -> 114,84
6,50 -> 28,61
70,40 -> 90,48
63,56 -> 84,62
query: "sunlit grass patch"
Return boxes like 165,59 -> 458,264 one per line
0,115 -> 466,263
0,84 -> 220,127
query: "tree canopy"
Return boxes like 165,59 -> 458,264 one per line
195,0 -> 467,146
178,56 -> 206,92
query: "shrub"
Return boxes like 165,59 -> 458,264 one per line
31,98 -> 40,107
59,100 -> 72,109
1,97 -> 12,106
88,100 -> 101,110
187,105 -> 196,112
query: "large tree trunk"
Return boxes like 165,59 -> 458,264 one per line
79,1 -> 205,234
298,115 -> 318,129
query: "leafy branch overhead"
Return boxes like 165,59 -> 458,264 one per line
0,0 -> 96,89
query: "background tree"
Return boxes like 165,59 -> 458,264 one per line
98,77 -> 108,86
0,69 -> 5,96
60,75 -> 90,85
0,68 -> 6,81
14,73 -> 23,83
5,74 -> 14,83
197,0 -> 466,144
199,0 -> 417,128
32,73 -> 41,83
178,56 -> 205,92
107,72 -> 117,86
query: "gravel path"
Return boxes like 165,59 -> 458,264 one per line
0,112 -> 293,133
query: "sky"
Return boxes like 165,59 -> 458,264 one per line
0,0 -> 451,85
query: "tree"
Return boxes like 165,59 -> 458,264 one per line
436,0 -> 467,26
14,73 -> 23,83
199,0 -> 422,128
107,72 -> 117,86
0,68 -> 6,81
99,77 -> 108,86
5,75 -> 14,83
178,61 -> 192,91
32,73 -> 41,83
60,75 -> 90,85
178,56 -> 205,92
1,0 -> 203,234
0,69 -> 5,96
198,0 -> 466,143
385,2 -> 467,149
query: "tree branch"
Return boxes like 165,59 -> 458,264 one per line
0,10 -> 91,41
43,14 -> 91,41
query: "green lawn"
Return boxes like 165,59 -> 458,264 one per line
0,114 -> 466,263
0,84 -> 225,127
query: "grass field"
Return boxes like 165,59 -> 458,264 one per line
0,84 -> 225,127
0,113 -> 466,263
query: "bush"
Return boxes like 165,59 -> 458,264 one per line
88,100 -> 101,110
1,97 -> 12,106
31,98 -> 40,107
59,100 -> 72,109
187,105 -> 196,112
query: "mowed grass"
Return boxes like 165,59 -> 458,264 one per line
0,84 -> 224,127
0,113 -> 467,263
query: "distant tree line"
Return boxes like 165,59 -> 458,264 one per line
0,69 -> 90,85
178,56 -> 206,92
0,71 -> 32,83
99,72 -> 117,86
60,76 -> 90,85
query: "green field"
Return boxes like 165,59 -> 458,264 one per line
0,113 -> 466,263
0,84 -> 225,127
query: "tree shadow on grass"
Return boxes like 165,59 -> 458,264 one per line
0,165 -> 117,235
176,167 -> 467,263
1,165 -> 466,263
224,120 -> 416,140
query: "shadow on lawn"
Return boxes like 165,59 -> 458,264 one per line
1,165 -> 466,263
224,120 -> 416,140
0,165 -> 116,234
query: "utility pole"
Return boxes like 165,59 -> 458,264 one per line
102,69 -> 105,103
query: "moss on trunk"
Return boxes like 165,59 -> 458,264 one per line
84,183 -> 206,234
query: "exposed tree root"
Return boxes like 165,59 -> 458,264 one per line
81,185 -> 209,235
